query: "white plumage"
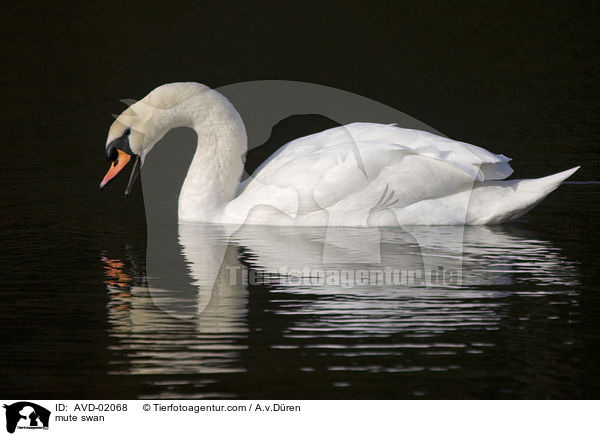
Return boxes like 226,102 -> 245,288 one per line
227,122 -> 577,225
104,82 -> 578,226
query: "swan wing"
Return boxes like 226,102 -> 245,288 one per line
228,123 -> 513,222
267,122 -> 513,181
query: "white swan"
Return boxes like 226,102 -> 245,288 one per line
100,82 -> 578,226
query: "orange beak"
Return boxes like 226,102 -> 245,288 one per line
100,149 -> 131,189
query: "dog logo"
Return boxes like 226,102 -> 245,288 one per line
3,402 -> 50,433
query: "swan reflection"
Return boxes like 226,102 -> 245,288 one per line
102,223 -> 577,383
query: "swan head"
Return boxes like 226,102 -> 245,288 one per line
100,82 -> 212,195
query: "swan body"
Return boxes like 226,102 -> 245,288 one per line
101,82 -> 578,226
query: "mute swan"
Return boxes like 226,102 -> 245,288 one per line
100,82 -> 578,226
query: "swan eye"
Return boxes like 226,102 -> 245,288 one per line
124,128 -> 131,136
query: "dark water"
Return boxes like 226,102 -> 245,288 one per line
1,2 -> 599,399
3,179 -> 599,399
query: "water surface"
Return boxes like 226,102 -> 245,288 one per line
1,181 -> 598,399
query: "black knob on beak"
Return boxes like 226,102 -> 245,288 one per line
106,142 -> 119,161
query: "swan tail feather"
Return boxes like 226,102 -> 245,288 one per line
514,166 -> 580,195
466,166 -> 580,224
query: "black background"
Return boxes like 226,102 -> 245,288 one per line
3,1 -> 597,178
1,0 -> 599,399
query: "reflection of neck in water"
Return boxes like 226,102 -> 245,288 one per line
109,222 -> 578,325
103,222 -> 577,379
142,222 -> 580,321
146,223 -> 247,324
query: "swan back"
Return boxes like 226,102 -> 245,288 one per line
226,122 -> 576,226
226,123 -> 516,225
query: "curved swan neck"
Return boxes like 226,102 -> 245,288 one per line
164,87 -> 247,222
